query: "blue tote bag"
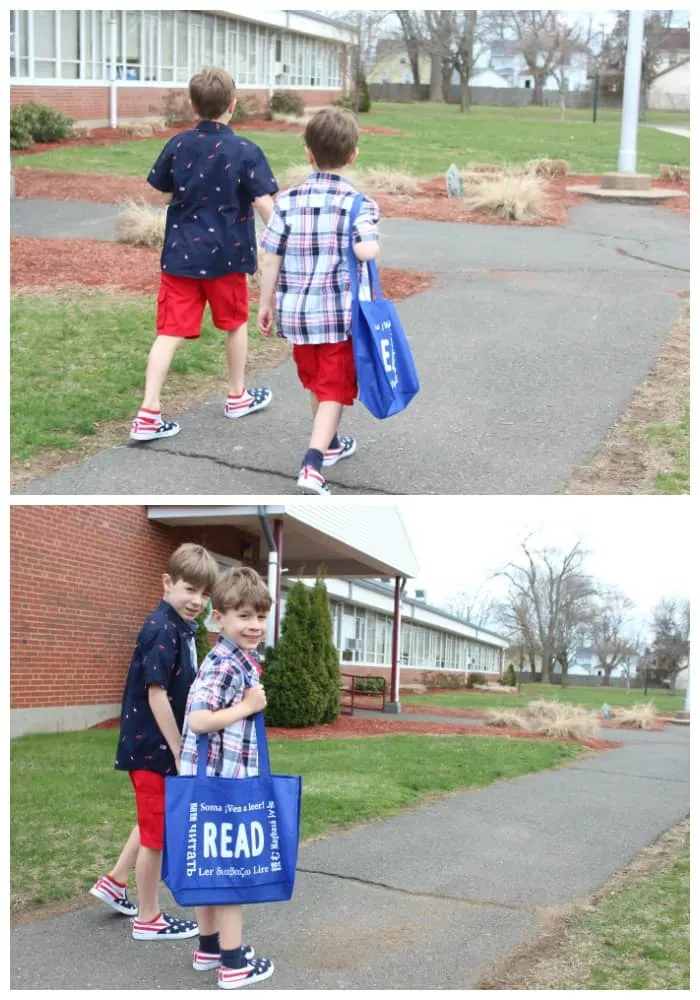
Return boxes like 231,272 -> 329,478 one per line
162,712 -> 302,906
348,193 -> 420,419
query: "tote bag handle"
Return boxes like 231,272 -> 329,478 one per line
348,194 -> 383,304
196,666 -> 270,779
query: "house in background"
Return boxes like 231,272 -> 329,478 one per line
10,505 -> 508,737
655,27 -> 691,72
489,39 -> 589,91
647,58 -> 691,111
9,8 -> 355,126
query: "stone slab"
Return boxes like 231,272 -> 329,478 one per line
601,171 -> 652,190
567,184 -> 685,204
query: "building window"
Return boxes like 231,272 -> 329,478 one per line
10,10 -> 29,77
33,10 -> 58,78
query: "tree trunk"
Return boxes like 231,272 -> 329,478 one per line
459,74 -> 470,112
406,43 -> 421,98
532,76 -> 545,106
602,671 -> 611,687
429,53 -> 443,102
441,59 -> 452,103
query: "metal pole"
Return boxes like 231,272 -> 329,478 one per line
273,519 -> 284,646
592,72 -> 599,123
387,576 -> 403,713
617,10 -> 644,172
109,15 -> 118,128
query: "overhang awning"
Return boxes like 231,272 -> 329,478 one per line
147,505 -> 419,579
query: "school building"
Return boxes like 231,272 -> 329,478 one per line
10,505 -> 509,738
9,8 -> 355,126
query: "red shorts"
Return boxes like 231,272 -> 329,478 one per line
292,339 -> 357,406
129,770 -> 166,850
156,272 -> 248,338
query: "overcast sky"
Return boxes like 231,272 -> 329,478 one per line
395,496 -> 691,634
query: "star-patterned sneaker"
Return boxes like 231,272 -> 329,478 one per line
224,387 -> 272,419
218,956 -> 274,990
193,945 -> 255,971
297,464 -> 330,495
132,912 -> 199,940
323,435 -> 357,467
130,410 -> 180,442
89,875 -> 138,917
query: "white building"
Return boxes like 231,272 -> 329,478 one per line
647,58 -> 691,112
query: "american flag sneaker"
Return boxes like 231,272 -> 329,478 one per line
323,435 -> 357,467
224,387 -> 272,419
296,464 -> 330,495
193,945 -> 255,971
89,875 -> 138,917
129,414 -> 180,441
218,957 -> 274,990
132,912 -> 199,940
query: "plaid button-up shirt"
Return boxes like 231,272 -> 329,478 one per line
260,172 -> 380,344
179,635 -> 259,779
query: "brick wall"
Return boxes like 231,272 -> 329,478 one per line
10,506 -> 257,711
10,84 -> 342,126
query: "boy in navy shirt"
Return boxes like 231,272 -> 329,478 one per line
90,542 -> 219,940
258,107 -> 380,495
130,67 -> 279,442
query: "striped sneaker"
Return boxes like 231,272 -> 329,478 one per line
297,464 -> 330,496
323,435 -> 357,467
218,957 -> 274,990
132,912 -> 198,941
89,875 -> 138,917
224,387 -> 272,419
193,945 -> 255,972
130,411 -> 180,442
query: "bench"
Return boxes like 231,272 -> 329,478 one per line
340,674 -> 387,716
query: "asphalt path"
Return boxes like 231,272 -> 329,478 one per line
11,198 -> 689,495
10,724 -> 688,989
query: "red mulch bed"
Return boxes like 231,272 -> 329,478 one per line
9,236 -> 432,300
90,712 -> 620,750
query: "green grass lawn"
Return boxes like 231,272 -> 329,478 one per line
10,290 -> 263,461
403,683 -> 685,716
13,101 -> 689,178
647,405 -> 690,494
11,728 -> 582,913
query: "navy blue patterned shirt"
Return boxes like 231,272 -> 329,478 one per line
115,600 -> 199,776
147,120 -> 279,279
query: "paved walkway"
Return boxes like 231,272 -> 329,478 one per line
11,723 -> 688,989
11,198 -> 689,495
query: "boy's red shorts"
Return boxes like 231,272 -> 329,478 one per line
129,770 -> 166,850
156,272 -> 248,338
292,339 -> 357,406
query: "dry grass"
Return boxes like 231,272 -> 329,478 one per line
467,162 -> 506,174
659,164 -> 690,183
271,111 -> 312,126
461,169 -> 505,185
116,201 -> 166,248
69,125 -> 92,139
364,167 -> 422,194
610,703 -> 659,729
462,173 -> 545,221
485,699 -> 600,740
526,157 -> 570,178
117,123 -> 156,138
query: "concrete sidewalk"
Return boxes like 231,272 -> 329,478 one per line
11,198 -> 689,495
11,724 -> 689,989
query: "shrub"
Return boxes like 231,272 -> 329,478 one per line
610,702 -> 658,729
501,664 -> 517,687
162,90 -> 193,126
353,676 -> 385,693
230,101 -> 247,124
526,157 -> 570,178
422,671 -> 463,689
466,672 -> 483,689
194,608 -> 214,666
659,164 -> 689,183
485,699 -> 599,740
358,74 -> 371,113
463,174 -> 544,221
363,167 -> 420,194
11,102 -> 73,147
268,90 -> 305,118
263,580 -> 325,728
332,95 -> 355,111
116,201 -> 166,248
310,574 -> 340,724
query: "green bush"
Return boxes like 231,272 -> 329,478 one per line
422,671 -> 463,689
358,74 -> 371,113
353,676 -> 385,693
268,90 -> 305,118
13,102 -> 73,143
501,664 -> 517,687
310,574 -> 341,724
466,672 -> 482,689
332,80 -> 370,114
10,108 -> 33,150
263,580 -> 325,728
332,95 -> 355,111
194,608 -> 214,667
162,90 -> 193,126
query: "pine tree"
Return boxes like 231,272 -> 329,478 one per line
310,574 -> 341,724
194,607 -> 213,668
263,580 -> 325,727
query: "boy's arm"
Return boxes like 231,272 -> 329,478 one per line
252,193 -> 275,226
187,682 -> 267,734
352,194 -> 380,262
353,241 -> 379,262
258,253 -> 283,336
148,685 -> 182,770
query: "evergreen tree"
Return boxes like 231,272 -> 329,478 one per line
310,574 -> 341,724
194,606 -> 213,668
263,580 -> 325,727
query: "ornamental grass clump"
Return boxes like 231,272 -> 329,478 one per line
611,702 -> 658,729
526,157 -> 570,178
116,201 -> 166,248
462,173 -> 545,221
485,698 -> 599,740
659,164 -> 689,183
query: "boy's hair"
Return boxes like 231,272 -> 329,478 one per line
167,543 -> 219,593
189,67 -> 236,120
304,107 -> 359,170
212,566 -> 272,614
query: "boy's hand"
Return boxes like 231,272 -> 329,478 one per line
243,683 -> 267,714
258,306 -> 275,338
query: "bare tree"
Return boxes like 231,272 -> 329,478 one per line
553,575 -> 597,687
587,588 -> 638,687
444,586 -> 500,630
423,11 -> 455,102
599,10 -> 676,113
395,10 -> 423,96
484,10 -> 593,106
497,538 -> 593,684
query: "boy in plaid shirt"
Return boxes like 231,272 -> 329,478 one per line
179,566 -> 274,990
258,107 -> 380,495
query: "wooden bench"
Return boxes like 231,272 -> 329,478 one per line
340,674 -> 387,716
